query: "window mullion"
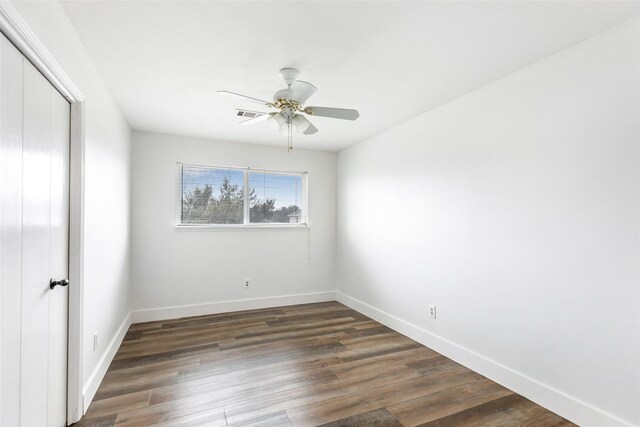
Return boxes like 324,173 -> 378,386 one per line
243,170 -> 250,225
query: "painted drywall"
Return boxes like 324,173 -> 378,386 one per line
9,0 -> 132,409
131,132 -> 336,313
337,17 -> 640,426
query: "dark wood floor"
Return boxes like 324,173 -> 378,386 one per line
75,301 -> 574,427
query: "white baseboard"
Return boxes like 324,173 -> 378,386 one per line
336,292 -> 632,427
131,291 -> 337,323
82,313 -> 131,413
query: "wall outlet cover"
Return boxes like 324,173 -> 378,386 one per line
429,305 -> 437,319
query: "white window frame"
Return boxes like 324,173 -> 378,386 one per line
176,162 -> 309,229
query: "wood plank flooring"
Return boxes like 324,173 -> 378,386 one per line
75,302 -> 574,427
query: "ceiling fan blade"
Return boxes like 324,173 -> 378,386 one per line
218,90 -> 270,106
303,121 -> 318,135
305,106 -> 359,120
239,114 -> 269,125
289,81 -> 317,104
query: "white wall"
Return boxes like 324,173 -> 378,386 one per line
10,0 -> 132,410
337,17 -> 640,427
131,132 -> 336,316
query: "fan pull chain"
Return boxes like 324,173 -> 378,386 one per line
287,118 -> 293,153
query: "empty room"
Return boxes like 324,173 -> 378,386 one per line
0,1 -> 639,426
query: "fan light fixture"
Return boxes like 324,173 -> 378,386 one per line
267,112 -> 286,131
292,114 -> 310,133
268,113 -> 311,135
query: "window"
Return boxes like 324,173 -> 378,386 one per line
178,163 -> 307,227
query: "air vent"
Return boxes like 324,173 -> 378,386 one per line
236,109 -> 264,119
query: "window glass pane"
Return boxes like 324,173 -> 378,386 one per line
249,172 -> 303,224
181,166 -> 244,224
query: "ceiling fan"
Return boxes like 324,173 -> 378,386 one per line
218,68 -> 359,151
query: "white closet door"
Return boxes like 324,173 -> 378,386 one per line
21,54 -> 54,427
0,33 -> 70,427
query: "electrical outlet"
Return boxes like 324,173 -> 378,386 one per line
93,331 -> 98,352
428,305 -> 437,319
244,279 -> 250,289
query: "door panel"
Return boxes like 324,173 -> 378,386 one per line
21,58 -> 53,427
48,77 -> 70,427
0,33 -> 24,427
0,33 -> 70,427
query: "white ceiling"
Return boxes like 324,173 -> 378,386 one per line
60,1 -> 640,151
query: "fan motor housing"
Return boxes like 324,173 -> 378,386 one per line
274,98 -> 301,112
273,88 -> 290,102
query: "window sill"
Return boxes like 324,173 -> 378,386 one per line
175,224 -> 309,231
